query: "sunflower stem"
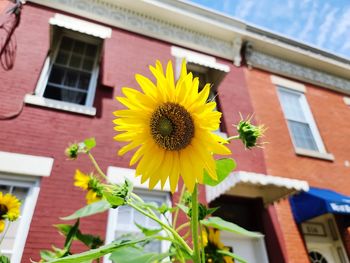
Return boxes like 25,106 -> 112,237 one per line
199,223 -> 206,263
87,152 -> 110,183
226,135 -> 240,142
191,184 -> 201,263
127,200 -> 193,256
173,184 -> 186,227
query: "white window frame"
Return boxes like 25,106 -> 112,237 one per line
104,167 -> 172,263
0,174 -> 41,263
0,151 -> 53,262
25,29 -> 102,116
272,75 -> 334,161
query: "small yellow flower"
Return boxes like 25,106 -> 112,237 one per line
114,60 -> 231,193
74,169 -> 90,190
85,190 -> 102,204
0,192 -> 21,221
0,220 -> 5,233
74,169 -> 103,204
202,227 -> 234,263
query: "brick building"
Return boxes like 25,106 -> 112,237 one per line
0,1 -> 349,262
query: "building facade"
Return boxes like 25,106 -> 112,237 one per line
0,1 -> 349,263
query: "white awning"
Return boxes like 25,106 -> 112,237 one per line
171,46 -> 230,72
206,171 -> 309,205
49,14 -> 112,39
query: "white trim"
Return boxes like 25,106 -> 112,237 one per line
344,97 -> 350,105
295,148 -> 335,161
24,94 -> 97,116
205,170 -> 309,204
171,46 -> 230,72
0,176 -> 41,263
271,75 -> 306,93
49,13 -> 112,39
107,166 -> 172,192
0,151 -> 54,177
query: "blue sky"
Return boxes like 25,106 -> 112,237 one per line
189,0 -> 350,59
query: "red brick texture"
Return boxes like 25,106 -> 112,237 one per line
245,67 -> 350,262
0,3 -> 269,262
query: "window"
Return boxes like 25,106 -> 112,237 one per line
43,35 -> 100,105
171,46 -> 230,136
187,63 -> 225,133
277,87 -> 325,152
105,190 -> 171,262
39,31 -> 101,106
0,177 -> 40,263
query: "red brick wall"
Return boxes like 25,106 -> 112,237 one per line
0,3 -> 268,262
245,67 -> 350,262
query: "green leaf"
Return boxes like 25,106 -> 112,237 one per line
109,246 -> 171,263
47,236 -> 161,263
201,217 -> 262,238
84,138 -> 96,151
61,200 -> 111,220
218,250 -> 247,263
103,191 -> 125,207
0,255 -> 10,263
55,223 -> 103,249
134,222 -> 162,236
203,158 -> 236,186
64,219 -> 80,250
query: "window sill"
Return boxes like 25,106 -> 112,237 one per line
295,148 -> 335,161
24,94 -> 96,116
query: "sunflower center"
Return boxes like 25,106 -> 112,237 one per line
150,102 -> 194,151
0,204 -> 8,219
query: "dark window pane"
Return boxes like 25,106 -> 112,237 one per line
72,40 -> 85,55
64,71 -> 79,88
55,51 -> 69,65
85,44 -> 97,57
82,58 -> 94,71
44,85 -> 86,105
44,85 -> 63,101
60,37 -> 73,51
69,55 -> 82,68
78,73 -> 91,90
48,66 -> 65,84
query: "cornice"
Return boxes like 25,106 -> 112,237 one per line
29,0 -> 235,60
246,49 -> 350,95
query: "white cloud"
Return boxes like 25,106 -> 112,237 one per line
316,8 -> 338,47
332,7 -> 350,39
298,1 -> 318,41
234,0 -> 254,19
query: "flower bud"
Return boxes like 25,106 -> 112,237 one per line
65,143 -> 80,160
236,116 -> 265,149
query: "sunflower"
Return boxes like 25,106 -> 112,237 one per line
113,60 -> 231,193
0,192 -> 21,222
202,227 -> 234,263
74,169 -> 103,204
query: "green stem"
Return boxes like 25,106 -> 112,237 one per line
199,223 -> 205,263
176,222 -> 190,232
87,152 -> 110,183
173,184 -> 186,227
127,201 -> 193,256
191,184 -> 201,263
226,135 -> 240,142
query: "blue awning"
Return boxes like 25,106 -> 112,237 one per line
290,187 -> 350,223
